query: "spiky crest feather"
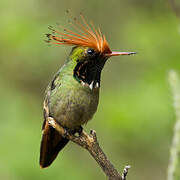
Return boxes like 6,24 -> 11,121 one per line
46,15 -> 112,55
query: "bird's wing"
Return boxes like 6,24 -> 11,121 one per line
39,71 -> 69,168
39,119 -> 69,168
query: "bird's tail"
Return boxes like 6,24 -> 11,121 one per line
40,120 -> 69,168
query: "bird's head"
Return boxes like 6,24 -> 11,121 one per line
46,15 -> 136,89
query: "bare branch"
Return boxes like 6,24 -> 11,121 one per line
47,117 -> 130,180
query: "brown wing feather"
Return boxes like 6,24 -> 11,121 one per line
39,120 -> 69,168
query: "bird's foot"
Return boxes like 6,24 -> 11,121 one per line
63,126 -> 83,137
76,126 -> 83,135
63,127 -> 73,137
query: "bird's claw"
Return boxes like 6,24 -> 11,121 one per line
63,127 -> 72,137
77,126 -> 83,135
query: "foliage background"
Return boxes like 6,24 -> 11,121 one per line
0,0 -> 180,179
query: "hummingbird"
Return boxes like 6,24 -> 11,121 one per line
40,15 -> 136,168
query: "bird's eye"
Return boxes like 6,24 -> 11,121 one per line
87,48 -> 95,55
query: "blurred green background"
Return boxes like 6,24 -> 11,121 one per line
0,0 -> 180,179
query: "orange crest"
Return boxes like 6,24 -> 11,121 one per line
46,15 -> 112,55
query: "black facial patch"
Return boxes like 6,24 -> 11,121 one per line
73,56 -> 107,88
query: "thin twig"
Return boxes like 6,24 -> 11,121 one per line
47,117 -> 130,180
121,165 -> 131,180
167,70 -> 180,180
169,0 -> 180,35
169,0 -> 180,19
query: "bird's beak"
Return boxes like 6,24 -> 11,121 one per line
105,51 -> 136,57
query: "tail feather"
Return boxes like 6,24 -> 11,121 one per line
40,120 -> 69,168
